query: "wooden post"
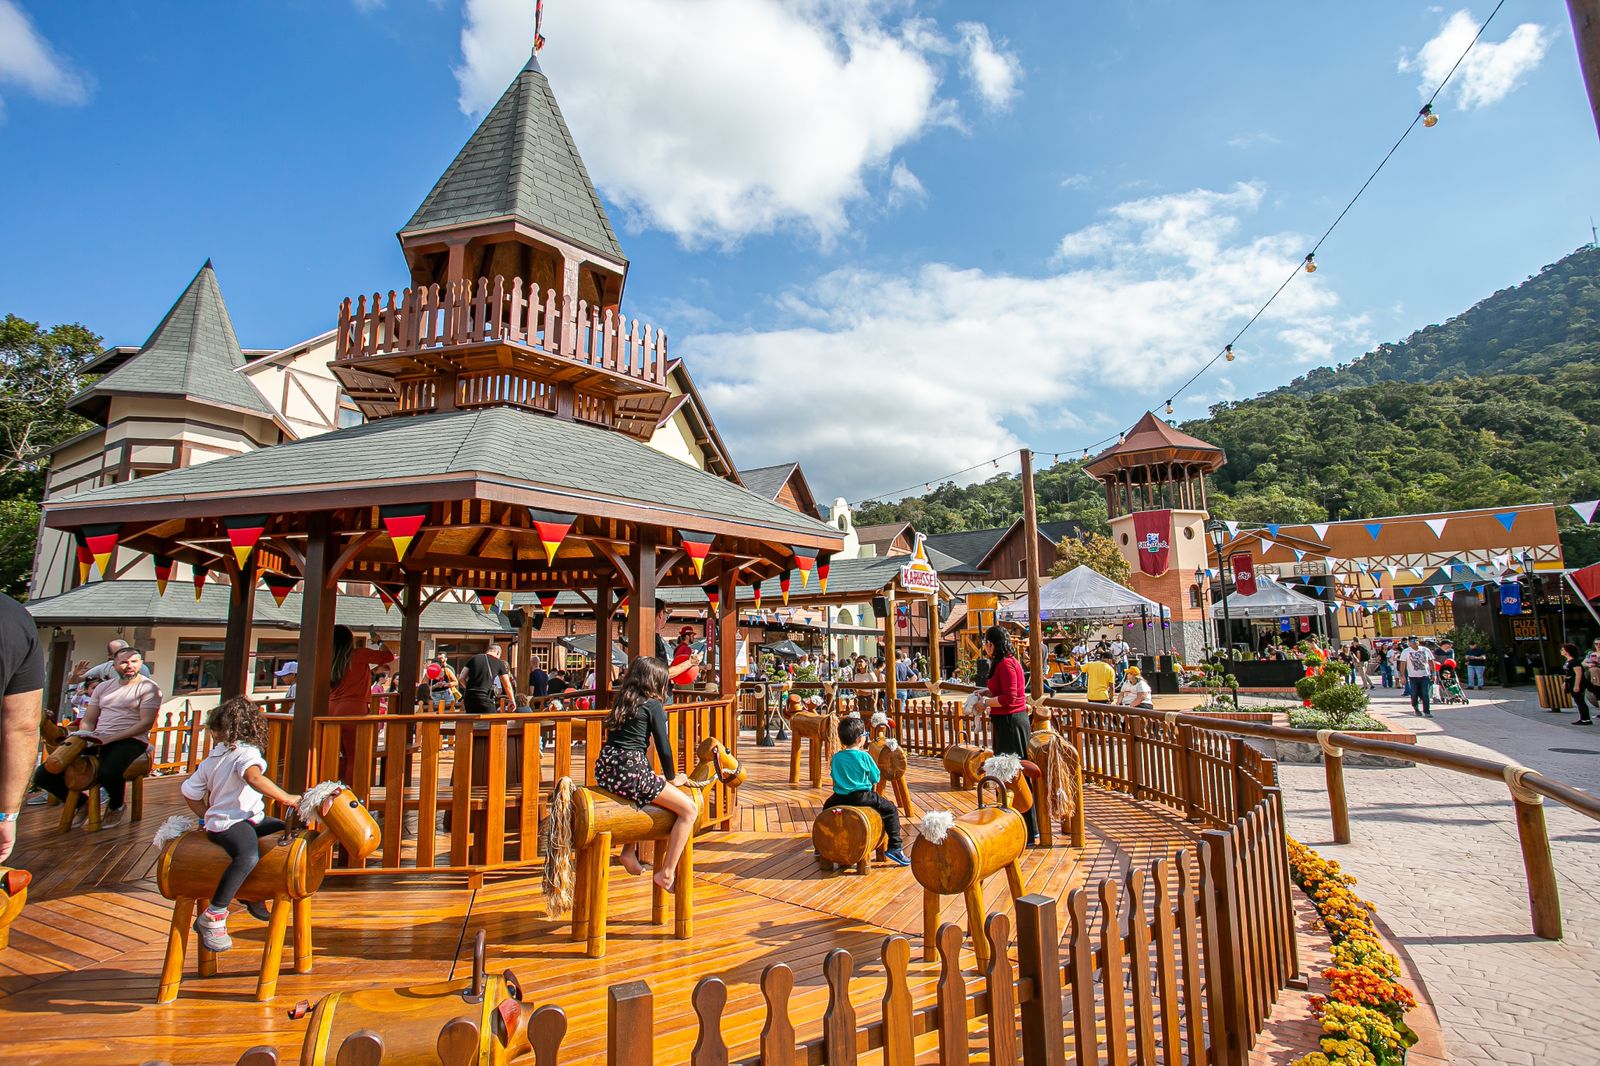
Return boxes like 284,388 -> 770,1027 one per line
1320,734 -> 1352,845
926,593 -> 941,678
1506,772 -> 1563,939
394,572 -> 424,715
595,577 -> 615,705
627,528 -> 659,667
1014,895 -> 1066,1066
1020,449 -> 1044,700
515,609 -> 534,699
717,569 -> 739,697
220,556 -> 256,700
290,514 -> 338,792
1569,0 -> 1600,143
884,589 -> 898,705
608,980 -> 654,1066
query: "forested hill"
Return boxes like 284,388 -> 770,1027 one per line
854,244 -> 1600,566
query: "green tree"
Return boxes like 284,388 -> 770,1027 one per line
1049,531 -> 1131,584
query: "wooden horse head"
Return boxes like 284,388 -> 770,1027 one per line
0,867 -> 29,950
298,784 -> 381,863
980,754 -> 1042,814
691,737 -> 745,790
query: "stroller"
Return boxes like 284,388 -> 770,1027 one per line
1435,660 -> 1469,705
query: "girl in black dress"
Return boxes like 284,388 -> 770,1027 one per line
595,657 -> 698,890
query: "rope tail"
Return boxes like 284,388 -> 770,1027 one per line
543,777 -> 577,918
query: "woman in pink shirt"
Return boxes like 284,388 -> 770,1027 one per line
980,626 -> 1038,846
327,626 -> 394,779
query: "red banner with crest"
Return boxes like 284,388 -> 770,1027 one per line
1131,509 -> 1172,576
1231,552 -> 1257,597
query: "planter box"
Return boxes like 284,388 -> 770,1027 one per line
1229,660 -> 1308,689
1273,728 -> 1416,769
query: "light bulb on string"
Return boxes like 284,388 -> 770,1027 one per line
1303,253 -> 1317,274
1165,400 -> 1174,415
1224,344 -> 1236,362
1420,104 -> 1437,128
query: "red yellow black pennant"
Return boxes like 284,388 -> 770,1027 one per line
747,575 -> 763,611
72,530 -> 92,584
677,530 -> 715,580
703,584 -> 720,612
83,524 -> 121,577
223,514 -> 268,569
537,590 -> 558,617
153,555 -> 174,597
378,503 -> 430,562
817,552 -> 832,595
476,589 -> 500,612
375,584 -> 398,613
790,546 -> 819,587
192,562 -> 211,601
616,594 -> 629,618
527,508 -> 576,566
263,572 -> 297,608
779,570 -> 792,606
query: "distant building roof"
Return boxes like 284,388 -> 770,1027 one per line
923,526 -> 1010,568
855,521 -> 915,555
69,261 -> 278,424
402,53 -> 624,262
736,462 -> 819,518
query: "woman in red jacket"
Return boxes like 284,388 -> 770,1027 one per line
981,625 -> 1038,846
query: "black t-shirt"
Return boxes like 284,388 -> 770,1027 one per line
459,653 -> 508,701
605,697 -> 673,768
529,668 -> 549,697
1,594 -> 44,697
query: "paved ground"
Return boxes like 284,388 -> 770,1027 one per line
1264,683 -> 1600,1066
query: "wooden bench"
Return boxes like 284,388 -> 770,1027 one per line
811,805 -> 887,874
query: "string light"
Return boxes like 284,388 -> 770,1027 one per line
1224,344 -> 1235,362
1303,253 -> 1317,274
1420,103 -> 1438,128
1165,400 -> 1174,415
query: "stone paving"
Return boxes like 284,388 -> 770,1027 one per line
1265,683 -> 1600,1066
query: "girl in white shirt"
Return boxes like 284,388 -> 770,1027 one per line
1117,666 -> 1154,709
181,697 -> 300,954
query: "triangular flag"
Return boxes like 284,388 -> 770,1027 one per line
223,514 -> 268,569
82,523 -> 121,577
193,562 -> 210,601
1266,524 -> 1281,537
375,584 -> 398,612
1494,512 -> 1517,532
1292,549 -> 1305,561
1493,553 -> 1509,571
263,572 -> 297,608
379,503 -> 430,561
527,508 -> 576,565
616,594 -> 629,618
475,589 -> 500,611
779,570 -> 792,606
791,546 -> 819,587
1224,520 -> 1239,536
72,530 -> 92,583
747,575 -> 763,611
1572,500 -> 1600,524
678,530 -> 715,580
1425,518 -> 1448,539
1259,537 -> 1276,555
1364,522 -> 1383,541
1311,523 -> 1330,541
704,584 -> 720,612
817,552 -> 832,595
537,590 -> 558,617
153,554 -> 173,597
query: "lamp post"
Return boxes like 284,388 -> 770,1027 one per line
1195,564 -> 1212,658
1206,519 -> 1234,668
1521,551 -> 1551,675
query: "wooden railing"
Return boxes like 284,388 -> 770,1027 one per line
146,702 -> 215,775
336,276 -> 669,388
260,697 -> 738,877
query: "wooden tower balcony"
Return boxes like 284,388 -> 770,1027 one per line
332,275 -> 672,439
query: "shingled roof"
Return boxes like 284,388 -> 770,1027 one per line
69,261 -> 277,424
402,54 -> 624,262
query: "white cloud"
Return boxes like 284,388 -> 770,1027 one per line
1059,173 -> 1092,190
1399,10 -> 1550,109
886,161 -> 926,209
0,0 -> 91,116
956,21 -> 1022,111
680,184 -> 1366,500
1227,131 -> 1280,149
455,0 -> 1009,246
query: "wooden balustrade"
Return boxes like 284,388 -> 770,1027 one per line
336,277 -> 669,388
145,702 -> 214,775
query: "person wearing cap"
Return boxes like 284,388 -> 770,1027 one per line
1399,635 -> 1436,718
273,661 -> 298,703
670,626 -> 702,692
1117,665 -> 1154,709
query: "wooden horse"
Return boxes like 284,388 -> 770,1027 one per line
0,867 -> 29,950
154,783 -> 380,1003
41,716 -> 151,831
544,738 -> 744,958
290,931 -> 538,1066
942,742 -> 989,788
910,776 -> 1027,969
788,695 -> 838,788
1027,717 -> 1086,848
867,712 -> 913,816
811,805 -> 888,874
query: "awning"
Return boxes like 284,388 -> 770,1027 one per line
996,565 -> 1167,623
1211,576 -> 1324,619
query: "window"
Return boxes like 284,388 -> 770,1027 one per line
336,391 -> 365,429
174,639 -> 227,694
1188,584 -> 1202,608
253,640 -> 300,690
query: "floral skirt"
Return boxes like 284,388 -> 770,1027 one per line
594,744 -> 666,808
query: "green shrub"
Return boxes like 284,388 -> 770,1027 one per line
1311,683 -> 1370,725
1290,707 -> 1389,732
1294,676 -> 1318,701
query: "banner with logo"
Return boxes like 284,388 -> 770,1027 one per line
1497,581 -> 1523,615
1232,552 -> 1258,597
1131,509 -> 1172,576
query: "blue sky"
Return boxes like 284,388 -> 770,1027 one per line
1,1 -> 1594,502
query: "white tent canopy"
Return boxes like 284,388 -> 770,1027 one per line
1211,576 -> 1323,619
997,565 -> 1169,623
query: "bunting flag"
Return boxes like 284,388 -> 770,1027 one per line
1425,517 -> 1448,538
1266,524 -> 1281,537
537,589 -> 558,617
528,508 -> 576,565
153,554 -> 173,597
677,530 -> 715,579
779,570 -> 792,605
379,503 -> 430,561
475,589 -> 500,612
616,594 -> 629,618
1258,536 -> 1276,555
1224,520 -> 1239,537
263,572 -> 297,608
1573,500 -> 1599,524
790,545 -> 819,586
1494,511 -> 1518,533
1363,523 -> 1383,541
704,584 -> 720,612
1292,549 -> 1305,561
817,552 -> 832,594
82,523 -> 121,577
193,562 -> 211,601
1311,523 -> 1330,541
375,584 -> 398,612
747,575 -> 763,611
223,514 -> 268,569
72,530 -> 92,584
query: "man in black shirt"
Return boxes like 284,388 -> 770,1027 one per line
529,664 -> 550,698
1,594 -> 44,862
458,644 -> 514,714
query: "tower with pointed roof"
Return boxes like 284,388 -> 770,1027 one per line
1085,411 -> 1227,662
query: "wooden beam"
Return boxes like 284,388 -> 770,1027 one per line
220,556 -> 256,700
627,527 -> 659,665
717,569 -> 740,696
1021,449 -> 1045,700
290,513 -> 338,792
591,538 -> 633,591
394,571 -> 424,715
595,576 -> 615,705
884,589 -> 897,704
332,530 -> 382,580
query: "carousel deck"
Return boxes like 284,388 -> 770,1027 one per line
1,734 -> 1200,1066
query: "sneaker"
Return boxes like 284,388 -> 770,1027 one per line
26,791 -> 48,806
884,849 -> 910,867
1576,720 -> 1594,727
98,805 -> 124,828
245,900 -> 273,921
1424,712 -> 1434,719
194,909 -> 233,952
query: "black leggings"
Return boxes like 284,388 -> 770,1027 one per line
823,790 -> 903,851
33,737 -> 147,809
990,713 -> 1039,843
205,817 -> 287,909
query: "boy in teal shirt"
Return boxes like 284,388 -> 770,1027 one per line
825,716 -> 909,865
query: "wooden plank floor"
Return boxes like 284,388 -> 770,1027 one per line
1,734 -> 1200,1066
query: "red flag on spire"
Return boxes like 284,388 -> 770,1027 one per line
535,0 -> 546,51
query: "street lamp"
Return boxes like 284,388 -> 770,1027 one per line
1205,518 -> 1234,668
1195,564 -> 1211,658
1521,550 -> 1550,675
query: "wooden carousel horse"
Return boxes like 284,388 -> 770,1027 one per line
154,783 -> 380,1004
788,695 -> 838,788
1026,715 -> 1086,848
867,712 -> 913,816
811,805 -> 887,875
0,867 -> 29,951
42,716 -> 151,832
910,777 -> 1027,969
289,931 -> 537,1066
942,742 -> 989,789
544,738 -> 744,959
